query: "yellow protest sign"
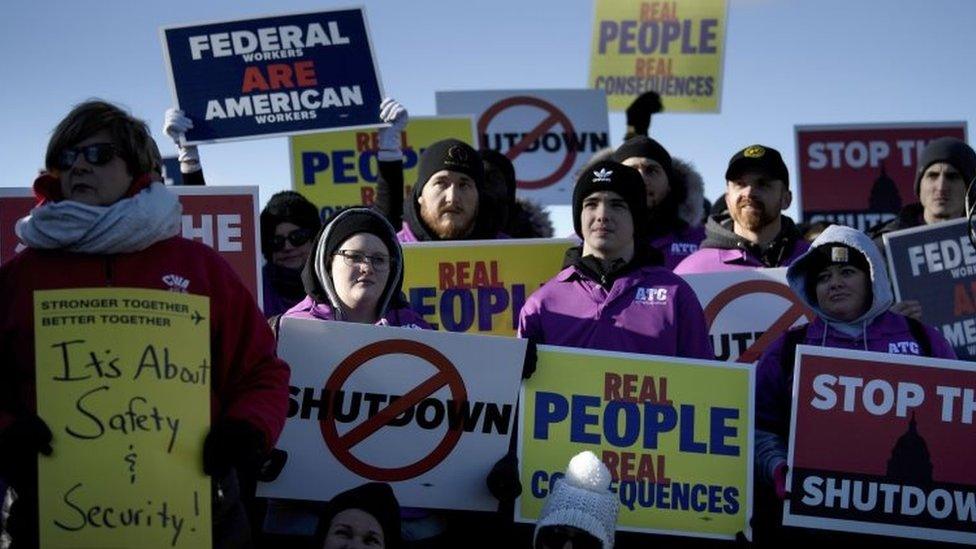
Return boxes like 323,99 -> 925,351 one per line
291,116 -> 476,219
401,238 -> 573,336
589,0 -> 728,112
35,288 -> 212,549
518,346 -> 753,540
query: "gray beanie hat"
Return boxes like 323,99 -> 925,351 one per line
534,451 -> 619,549
914,137 -> 976,197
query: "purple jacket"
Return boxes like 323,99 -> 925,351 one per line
283,295 -> 432,329
651,224 -> 706,271
673,240 -> 809,275
518,264 -> 713,359
757,311 -> 956,437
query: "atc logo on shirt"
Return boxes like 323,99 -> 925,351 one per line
634,286 -> 669,305
888,341 -> 921,355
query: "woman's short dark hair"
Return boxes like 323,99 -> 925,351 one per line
45,100 -> 157,177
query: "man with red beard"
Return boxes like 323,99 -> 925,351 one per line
397,139 -> 498,242
674,145 -> 809,274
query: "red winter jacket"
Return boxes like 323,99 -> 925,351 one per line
0,236 -> 290,450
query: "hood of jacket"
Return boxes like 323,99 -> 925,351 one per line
787,224 -> 893,331
301,208 -> 406,320
700,213 -> 804,267
671,157 -> 705,228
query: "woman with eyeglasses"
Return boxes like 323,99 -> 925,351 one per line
281,207 -> 428,327
260,191 -> 322,317
0,100 -> 289,549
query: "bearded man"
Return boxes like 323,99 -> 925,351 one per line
674,144 -> 809,273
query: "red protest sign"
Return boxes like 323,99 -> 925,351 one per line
795,123 -> 967,231
320,339 -> 468,481
477,96 -> 578,190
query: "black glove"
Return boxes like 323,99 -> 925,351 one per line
203,419 -> 266,477
521,339 -> 538,380
0,415 -> 53,488
625,91 -> 663,137
486,453 -> 522,503
256,448 -> 288,482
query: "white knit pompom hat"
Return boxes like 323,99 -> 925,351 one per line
533,451 -> 620,549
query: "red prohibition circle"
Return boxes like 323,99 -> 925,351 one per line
477,96 -> 578,190
703,280 -> 816,364
320,339 -> 468,481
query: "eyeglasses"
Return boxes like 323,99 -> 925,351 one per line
271,228 -> 314,251
58,143 -> 121,170
335,249 -> 390,271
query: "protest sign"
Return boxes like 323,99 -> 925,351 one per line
161,8 -> 384,143
884,218 -> 976,360
259,318 -> 525,511
518,345 -> 753,540
796,123 -> 967,230
401,238 -> 574,336
682,268 -> 815,363
784,346 -> 976,544
291,116 -> 476,220
0,187 -> 263,306
436,89 -> 610,205
35,288 -> 211,548
589,0 -> 727,112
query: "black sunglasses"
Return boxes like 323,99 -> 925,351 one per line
58,143 -> 121,170
272,228 -> 314,251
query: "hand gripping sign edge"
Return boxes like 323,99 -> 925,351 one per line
320,339 -> 469,482
477,96 -> 577,190
703,280 -> 816,364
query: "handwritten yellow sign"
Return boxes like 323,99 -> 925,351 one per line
401,238 -> 574,336
35,288 -> 212,548
589,0 -> 728,112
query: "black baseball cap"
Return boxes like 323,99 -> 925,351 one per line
725,144 -> 789,188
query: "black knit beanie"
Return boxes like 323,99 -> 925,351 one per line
914,137 -> 976,197
260,191 -> 321,260
572,160 -> 647,239
480,148 -> 517,204
412,139 -> 485,201
315,482 -> 401,549
611,136 -> 674,184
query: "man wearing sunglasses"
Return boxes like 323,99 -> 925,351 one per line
0,100 -> 289,548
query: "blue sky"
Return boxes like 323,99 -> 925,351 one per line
2,0 -> 974,236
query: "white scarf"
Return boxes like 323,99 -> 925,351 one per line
15,183 -> 182,254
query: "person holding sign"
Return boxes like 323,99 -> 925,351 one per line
518,160 -> 712,359
753,224 -> 955,541
674,145 -> 808,274
611,136 -> 706,270
0,100 -> 290,548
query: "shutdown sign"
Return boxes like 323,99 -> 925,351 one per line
161,8 -> 384,143
589,0 -> 727,112
796,123 -> 967,231
436,89 -> 610,206
292,116 -> 476,220
518,345 -> 754,540
681,268 -> 815,363
884,218 -> 976,361
260,319 -> 525,512
784,346 -> 976,545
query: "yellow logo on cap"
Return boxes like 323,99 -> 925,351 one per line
744,146 -> 765,158
830,246 -> 849,263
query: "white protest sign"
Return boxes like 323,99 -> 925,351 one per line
436,89 -> 610,206
681,268 -> 815,363
258,318 -> 525,512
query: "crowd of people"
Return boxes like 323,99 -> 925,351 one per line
0,88 -> 972,549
